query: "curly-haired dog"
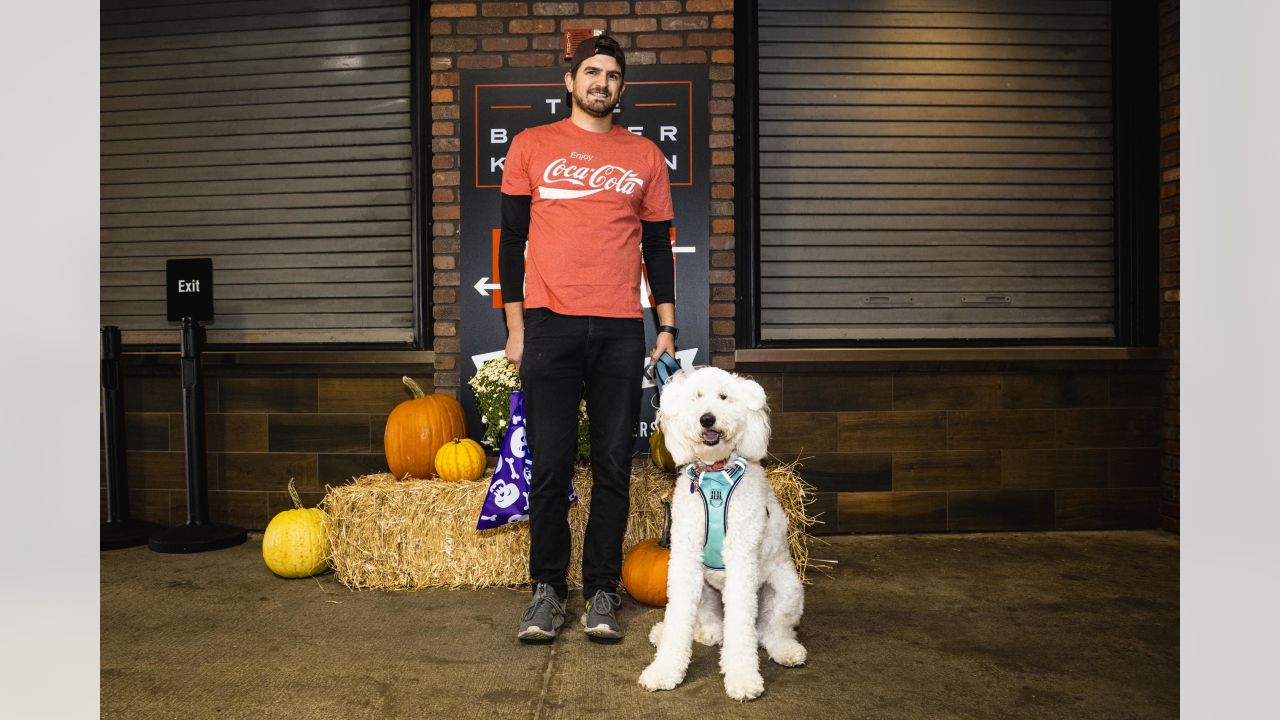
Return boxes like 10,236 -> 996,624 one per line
639,366 -> 805,701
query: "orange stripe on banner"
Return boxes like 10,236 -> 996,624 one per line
491,229 -> 504,309
634,103 -> 677,107
491,105 -> 532,109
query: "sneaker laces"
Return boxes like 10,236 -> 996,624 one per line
523,585 -> 563,621
588,591 -> 621,616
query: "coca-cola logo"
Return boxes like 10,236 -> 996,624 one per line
539,157 -> 645,200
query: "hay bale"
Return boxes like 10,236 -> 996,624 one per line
322,461 -> 816,591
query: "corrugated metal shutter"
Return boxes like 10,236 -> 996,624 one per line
756,0 -> 1116,341
100,0 -> 415,345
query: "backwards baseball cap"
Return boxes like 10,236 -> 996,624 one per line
569,34 -> 626,79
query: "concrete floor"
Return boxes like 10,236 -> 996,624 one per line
101,531 -> 1178,720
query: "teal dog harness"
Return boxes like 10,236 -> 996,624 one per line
686,456 -> 750,570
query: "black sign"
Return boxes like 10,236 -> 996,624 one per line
458,65 -> 710,451
165,258 -> 213,322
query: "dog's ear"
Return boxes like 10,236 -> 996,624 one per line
734,375 -> 772,462
740,375 -> 768,413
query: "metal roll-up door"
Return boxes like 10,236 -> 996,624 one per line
757,0 -> 1116,342
100,0 -> 415,345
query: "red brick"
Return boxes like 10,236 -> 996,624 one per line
458,54 -> 504,69
430,19 -> 452,34
612,17 -> 657,32
434,272 -> 461,288
431,120 -> 455,136
709,132 -> 733,149
637,34 -> 681,48
431,71 -> 460,87
534,2 -> 580,14
688,31 -> 732,46
431,88 -> 454,103
660,50 -> 707,64
433,205 -> 461,221
711,48 -> 734,63
433,222 -> 456,237
433,171 -> 460,187
710,353 -> 734,370
483,36 -> 529,51
432,3 -> 477,17
710,200 -> 733,216
710,166 -> 733,183
434,321 -> 458,337
435,337 -> 461,353
711,150 -> 734,166
712,319 -> 735,336
532,34 -> 562,50
430,57 -> 454,71
483,2 -> 529,16
510,18 -> 556,32
687,0 -> 733,12
661,16 -> 709,31
711,13 -> 733,29
627,51 -> 657,65
431,37 -> 477,53
710,252 -> 734,269
433,354 -> 457,371
711,183 -> 734,199
711,284 -> 735,301
708,269 -> 735,285
712,82 -> 734,98
711,115 -> 734,132
431,154 -> 455,170
458,18 -> 504,34
432,105 -> 460,120
584,1 -> 630,14
635,0 -> 680,13
562,18 -> 607,30
711,218 -> 734,234
434,236 -> 460,254
709,65 -> 733,81
709,234 -> 734,250
433,287 -> 458,305
433,254 -> 457,270
509,52 -> 558,67
432,188 -> 456,203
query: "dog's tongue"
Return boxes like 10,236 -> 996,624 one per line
701,430 -> 721,444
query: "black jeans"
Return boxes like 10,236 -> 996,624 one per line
520,308 -> 644,600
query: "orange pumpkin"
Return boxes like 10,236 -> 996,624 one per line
384,376 -> 466,480
622,500 -> 673,606
435,437 -> 487,482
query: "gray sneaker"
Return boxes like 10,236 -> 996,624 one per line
517,583 -> 566,643
581,590 -> 623,643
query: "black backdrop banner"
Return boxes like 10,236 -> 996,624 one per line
458,65 -> 710,453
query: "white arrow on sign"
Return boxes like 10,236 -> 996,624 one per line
474,276 -> 501,296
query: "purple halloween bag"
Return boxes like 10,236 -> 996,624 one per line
477,391 -> 577,530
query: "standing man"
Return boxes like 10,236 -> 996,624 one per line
498,34 -> 678,644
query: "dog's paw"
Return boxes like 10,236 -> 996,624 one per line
767,639 -> 807,667
723,670 -> 765,702
693,623 -> 722,647
639,662 -> 683,692
647,622 -> 663,647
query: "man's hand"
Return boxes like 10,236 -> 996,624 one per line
650,331 -> 676,366
504,301 -> 525,370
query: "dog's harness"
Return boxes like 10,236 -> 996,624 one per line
686,455 -> 749,570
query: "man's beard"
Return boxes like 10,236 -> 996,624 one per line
572,88 -> 618,118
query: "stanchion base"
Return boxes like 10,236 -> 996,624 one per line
148,522 -> 247,554
101,520 -> 165,551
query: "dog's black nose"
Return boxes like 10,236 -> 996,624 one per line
700,413 -> 716,428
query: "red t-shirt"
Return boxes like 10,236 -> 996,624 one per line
500,118 -> 674,318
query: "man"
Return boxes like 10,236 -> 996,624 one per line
498,34 -> 678,644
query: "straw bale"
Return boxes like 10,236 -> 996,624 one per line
322,461 -> 816,591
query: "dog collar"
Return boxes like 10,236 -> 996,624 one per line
687,455 -> 748,493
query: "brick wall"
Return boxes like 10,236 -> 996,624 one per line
1157,0 -> 1179,533
428,0 -> 739,398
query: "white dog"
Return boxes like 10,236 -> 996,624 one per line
639,366 -> 806,702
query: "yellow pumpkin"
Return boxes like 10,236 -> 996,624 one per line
384,376 -> 466,479
649,426 -> 677,472
622,500 -> 673,606
435,437 -> 487,482
263,479 -> 329,578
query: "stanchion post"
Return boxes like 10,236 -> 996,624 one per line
101,325 -> 162,550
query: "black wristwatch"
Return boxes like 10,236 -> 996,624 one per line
657,325 -> 679,340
